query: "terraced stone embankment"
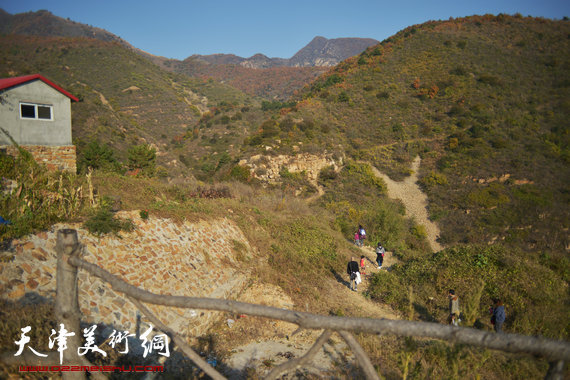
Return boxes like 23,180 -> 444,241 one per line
0,211 -> 254,336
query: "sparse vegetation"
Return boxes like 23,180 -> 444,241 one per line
0,12 -> 568,380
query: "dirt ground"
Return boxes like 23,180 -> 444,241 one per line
217,246 -> 399,378
370,156 -> 443,252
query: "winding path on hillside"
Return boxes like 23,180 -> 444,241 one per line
370,156 -> 443,252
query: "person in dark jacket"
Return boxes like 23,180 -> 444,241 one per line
448,289 -> 460,326
491,298 -> 506,333
347,257 -> 360,291
375,243 -> 385,269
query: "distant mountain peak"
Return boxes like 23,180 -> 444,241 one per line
189,36 -> 380,68
288,36 -> 379,67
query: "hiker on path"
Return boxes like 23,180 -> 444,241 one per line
448,289 -> 460,326
354,231 -> 360,246
490,298 -> 506,333
347,257 -> 360,291
360,255 -> 366,278
375,243 -> 385,269
358,225 -> 366,246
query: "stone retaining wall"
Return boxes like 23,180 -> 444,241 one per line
0,212 -> 253,336
239,152 -> 342,185
2,145 -> 76,172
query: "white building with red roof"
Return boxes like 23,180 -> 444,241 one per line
0,74 -> 78,172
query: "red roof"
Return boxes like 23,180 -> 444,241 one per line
0,74 -> 79,102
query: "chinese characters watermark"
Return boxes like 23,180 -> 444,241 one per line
14,323 -> 170,366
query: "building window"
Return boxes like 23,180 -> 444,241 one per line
20,103 -> 53,120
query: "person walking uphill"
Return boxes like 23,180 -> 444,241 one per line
358,225 -> 366,247
448,289 -> 460,326
490,298 -> 506,333
347,257 -> 360,291
375,243 -> 385,269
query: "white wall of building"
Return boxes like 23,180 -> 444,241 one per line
0,80 -> 73,145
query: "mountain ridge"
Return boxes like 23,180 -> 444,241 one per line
189,36 -> 380,68
0,8 -> 377,98
0,9 -> 378,68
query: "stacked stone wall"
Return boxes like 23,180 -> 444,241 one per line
0,212 -> 253,336
2,145 -> 76,172
239,152 -> 342,185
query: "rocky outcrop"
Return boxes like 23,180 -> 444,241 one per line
0,212 -> 254,336
288,36 -> 379,67
239,152 -> 342,187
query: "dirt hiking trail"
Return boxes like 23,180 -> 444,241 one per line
222,157 -> 441,377
370,156 -> 443,252
224,254 -> 399,378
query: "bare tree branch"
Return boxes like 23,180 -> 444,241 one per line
127,296 -> 226,380
69,255 -> 570,362
265,329 -> 333,380
339,331 -> 380,380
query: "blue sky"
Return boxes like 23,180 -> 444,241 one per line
1,0 -> 568,60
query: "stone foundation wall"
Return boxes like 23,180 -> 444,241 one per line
2,145 -> 77,172
0,212 -> 253,337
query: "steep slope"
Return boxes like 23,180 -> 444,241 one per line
0,34 -> 261,178
235,15 -> 569,340
0,9 -> 129,46
252,14 -> 569,253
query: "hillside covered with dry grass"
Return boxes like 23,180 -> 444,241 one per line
0,13 -> 568,379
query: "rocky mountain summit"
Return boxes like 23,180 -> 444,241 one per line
288,36 -> 379,67
190,36 -> 380,68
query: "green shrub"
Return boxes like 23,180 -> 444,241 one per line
127,144 -> 156,177
260,120 -> 279,138
338,91 -> 350,102
311,74 -> 343,92
450,66 -> 468,76
420,171 -> 448,188
83,206 -> 134,237
279,118 -> 294,132
229,165 -> 251,182
411,224 -> 427,240
318,165 -> 338,182
261,100 -> 296,111
368,271 -> 407,307
376,91 -> 390,99
247,134 -> 263,146
78,140 -> 122,174
466,183 -> 510,209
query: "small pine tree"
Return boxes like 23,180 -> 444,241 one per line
78,140 -> 121,173
127,144 -> 156,177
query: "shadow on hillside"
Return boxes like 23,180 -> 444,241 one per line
330,268 -> 350,289
413,302 -> 437,322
